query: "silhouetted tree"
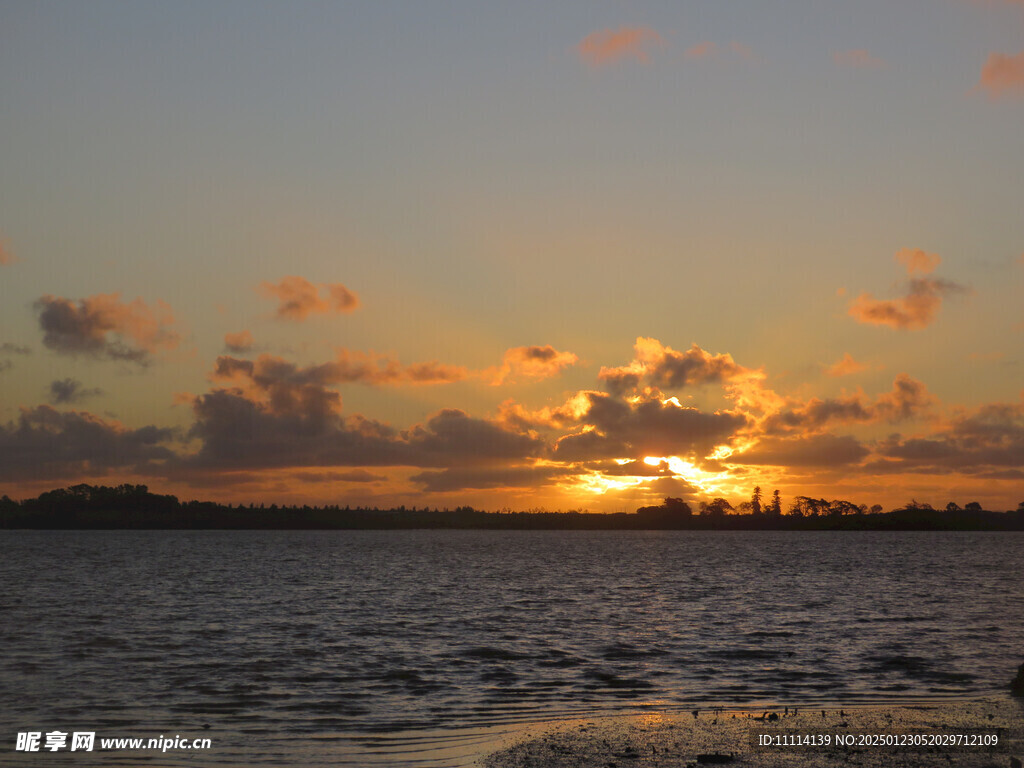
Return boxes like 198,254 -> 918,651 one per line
965,502 -> 983,512
946,501 -> 962,512
700,498 -> 734,516
769,490 -> 782,516
750,486 -> 762,516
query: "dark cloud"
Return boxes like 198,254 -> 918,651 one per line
876,401 -> 1024,471
292,470 -> 386,483
182,379 -> 543,472
762,375 -> 934,435
34,293 -> 179,364
553,392 -> 746,461
734,434 -> 869,467
410,464 -> 572,492
49,378 -> 104,404
0,343 -> 31,355
212,352 -> 469,390
0,406 -> 176,481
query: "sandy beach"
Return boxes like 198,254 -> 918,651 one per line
482,697 -> 1024,768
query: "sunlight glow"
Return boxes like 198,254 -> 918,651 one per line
642,455 -> 734,495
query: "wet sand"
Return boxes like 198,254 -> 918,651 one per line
481,697 -> 1024,768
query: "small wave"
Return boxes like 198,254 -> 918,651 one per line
461,646 -> 528,661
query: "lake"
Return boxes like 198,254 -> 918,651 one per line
1,529 -> 1020,766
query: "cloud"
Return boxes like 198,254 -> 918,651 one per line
730,41 -> 753,59
833,49 -> 885,68
184,378 -> 543,471
34,293 -> 180,364
577,26 -> 662,67
496,394 -> 593,432
896,247 -> 941,275
224,330 -> 254,353
552,391 -> 747,462
979,51 -> 1024,98
734,434 -> 870,468
292,469 -> 386,484
685,41 -> 716,59
185,352 -> 542,472
211,351 -> 469,391
847,250 -> 966,330
848,279 -> 964,330
489,345 -> 578,385
0,343 -> 31,373
0,240 -> 14,265
49,378 -> 104,404
258,276 -> 360,320
599,337 -> 748,395
0,406 -> 176,481
410,464 -> 572,492
761,375 -> 935,434
825,353 -> 868,377
876,400 -> 1024,472
873,374 -> 937,422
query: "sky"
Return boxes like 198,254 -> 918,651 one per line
1,0 -> 1022,512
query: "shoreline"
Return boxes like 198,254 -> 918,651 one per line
480,696 -> 1024,768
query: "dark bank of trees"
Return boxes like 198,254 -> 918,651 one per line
1,483 -> 1023,531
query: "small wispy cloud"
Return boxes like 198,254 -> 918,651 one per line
685,41 -> 716,59
825,353 -> 868,377
577,26 -> 663,67
224,330 -> 254,354
978,51 -> 1024,98
847,249 -> 967,331
833,49 -> 885,69
258,276 -> 360,321
49,378 -> 104,404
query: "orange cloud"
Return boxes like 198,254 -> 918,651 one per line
258,276 -> 360,320
224,330 -> 254,353
979,51 -> 1024,98
825,353 -> 868,377
730,41 -> 753,59
685,41 -> 716,59
34,293 -> 180,364
847,250 -> 966,330
848,280 -> 964,330
833,49 -> 885,68
0,239 -> 14,265
489,345 -> 578,385
896,247 -> 940,275
577,26 -> 662,67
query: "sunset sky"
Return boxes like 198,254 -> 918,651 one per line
2,0 -> 1022,512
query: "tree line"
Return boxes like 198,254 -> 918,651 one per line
2,482 -> 1023,530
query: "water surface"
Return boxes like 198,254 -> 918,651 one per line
1,530 -> 1020,765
